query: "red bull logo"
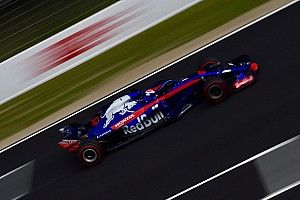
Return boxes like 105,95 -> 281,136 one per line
122,107 -> 164,135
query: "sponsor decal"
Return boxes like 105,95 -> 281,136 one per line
122,105 -> 164,134
233,75 -> 254,89
103,95 -> 137,128
58,140 -> 79,152
97,129 -> 112,138
111,114 -> 135,130
59,139 -> 78,145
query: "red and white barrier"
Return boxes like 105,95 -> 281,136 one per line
0,0 -> 202,104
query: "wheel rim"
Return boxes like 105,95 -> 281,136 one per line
82,148 -> 98,163
208,85 -> 223,99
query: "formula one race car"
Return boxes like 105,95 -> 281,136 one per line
58,55 -> 259,167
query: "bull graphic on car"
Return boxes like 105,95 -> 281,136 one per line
102,95 -> 137,128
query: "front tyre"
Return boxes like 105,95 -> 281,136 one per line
78,139 -> 104,167
202,78 -> 228,104
199,58 -> 221,71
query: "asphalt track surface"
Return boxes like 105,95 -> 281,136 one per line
0,2 -> 300,200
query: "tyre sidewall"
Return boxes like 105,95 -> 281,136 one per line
78,140 -> 103,167
202,79 -> 228,104
199,58 -> 219,71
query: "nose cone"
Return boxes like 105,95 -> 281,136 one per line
250,62 -> 259,71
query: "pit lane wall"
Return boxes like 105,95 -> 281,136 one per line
0,0 -> 202,104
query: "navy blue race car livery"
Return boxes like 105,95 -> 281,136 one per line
58,55 -> 259,167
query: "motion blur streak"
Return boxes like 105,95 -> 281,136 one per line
0,0 -> 202,104
29,5 -> 143,78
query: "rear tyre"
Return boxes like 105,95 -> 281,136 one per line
202,78 -> 228,104
78,139 -> 104,167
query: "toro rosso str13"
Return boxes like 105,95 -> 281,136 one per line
58,55 -> 259,167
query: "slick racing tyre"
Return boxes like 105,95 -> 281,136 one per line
202,78 -> 228,104
78,139 -> 104,167
199,58 -> 221,71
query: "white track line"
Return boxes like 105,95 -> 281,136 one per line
166,135 -> 300,200
261,179 -> 300,200
0,0 -> 299,155
0,161 -> 31,180
11,193 -> 27,200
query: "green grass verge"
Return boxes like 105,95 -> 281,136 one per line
0,0 -> 119,62
0,0 -> 270,140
